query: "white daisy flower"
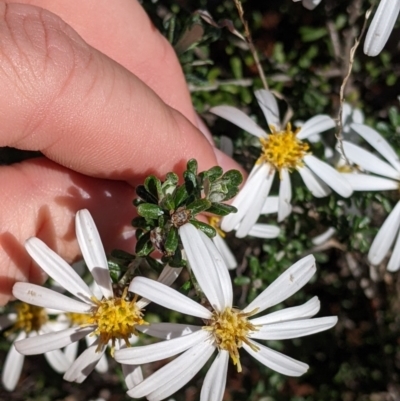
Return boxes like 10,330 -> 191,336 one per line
114,223 -> 338,401
211,90 -> 352,235
364,0 -> 400,56
292,0 -> 322,10
0,303 -> 70,391
12,209 -> 181,386
341,123 -> 400,271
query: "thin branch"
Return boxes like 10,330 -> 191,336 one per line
335,3 -> 374,163
233,0 -> 268,90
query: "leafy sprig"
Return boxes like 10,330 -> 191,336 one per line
132,159 -> 242,266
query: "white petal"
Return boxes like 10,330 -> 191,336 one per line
297,115 -> 335,140
312,227 -> 336,246
76,209 -> 113,299
243,339 -> 308,376
157,265 -> 183,287
235,166 -> 276,238
250,296 -> 320,325
248,224 -> 280,239
180,223 -> 232,310
137,323 -> 201,339
261,196 -> 279,214
114,330 -> 210,365
278,169 -> 292,222
369,201 -> 400,265
147,344 -> 215,401
198,228 -> 234,306
12,283 -> 92,313
221,164 -> 272,232
352,108 -> 364,125
64,341 -> 79,364
250,316 -> 338,340
212,234 -> 237,270
254,89 -> 281,130
304,155 -> 353,197
44,349 -> 72,373
341,103 -> 352,128
342,173 -> 399,191
243,255 -> 316,315
15,326 -> 94,355
387,228 -> 400,272
64,341 -> 105,383
364,0 -> 400,56
85,336 -> 108,373
122,364 -> 143,390
298,166 -> 331,197
136,342 -> 215,401
25,237 -> 93,303
210,105 -> 267,138
302,0 -> 322,9
137,265 -> 183,309
2,331 -> 26,391
351,123 -> 400,171
200,351 -> 229,401
342,141 -> 400,180
129,277 -> 212,319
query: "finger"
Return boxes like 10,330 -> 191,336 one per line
195,114 -> 247,176
0,158 -> 136,306
0,3 -> 217,183
5,0 -> 199,127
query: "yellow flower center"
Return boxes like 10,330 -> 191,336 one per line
204,307 -> 259,372
208,216 -> 226,238
10,303 -> 48,334
258,123 -> 309,174
87,288 -> 146,355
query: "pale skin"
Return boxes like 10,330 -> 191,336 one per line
0,1 -> 240,305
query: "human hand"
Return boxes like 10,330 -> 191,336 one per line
0,1 -> 239,305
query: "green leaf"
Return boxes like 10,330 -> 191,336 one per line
159,193 -> 175,211
222,186 -> 239,201
137,203 -> 164,220
234,276 -> 251,286
299,26 -> 327,42
136,185 -> 158,204
230,56 -> 243,79
135,232 -> 153,257
184,171 -> 197,190
189,219 -> 216,238
174,184 -> 190,207
205,166 -> 223,182
110,249 -> 135,261
166,172 -> 179,185
131,217 -> 151,229
207,203 -> 237,216
168,246 -> 186,267
186,159 -> 198,174
180,280 -> 192,292
145,256 -> 164,273
186,199 -> 211,215
222,169 -> 243,187
144,175 -> 163,200
164,226 -> 179,254
107,260 -> 122,283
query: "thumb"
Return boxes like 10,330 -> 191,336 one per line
0,3 -> 217,184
